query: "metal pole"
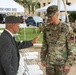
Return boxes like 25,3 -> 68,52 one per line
57,0 -> 60,19
23,21 -> 26,40
62,0 -> 69,23
66,0 -> 68,4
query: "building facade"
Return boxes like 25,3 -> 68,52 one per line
26,0 -> 76,18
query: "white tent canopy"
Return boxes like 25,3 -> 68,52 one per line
0,0 -> 25,40
0,0 -> 24,13
36,0 -> 70,12
68,3 -> 76,11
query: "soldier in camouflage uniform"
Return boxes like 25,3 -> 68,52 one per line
41,5 -> 76,75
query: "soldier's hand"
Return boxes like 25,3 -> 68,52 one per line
41,61 -> 46,67
32,35 -> 40,44
63,66 -> 70,72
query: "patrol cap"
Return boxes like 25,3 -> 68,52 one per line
5,16 -> 22,24
45,5 -> 58,17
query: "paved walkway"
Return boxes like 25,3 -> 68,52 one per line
20,46 -> 76,75
68,64 -> 76,75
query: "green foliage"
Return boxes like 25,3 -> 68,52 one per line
0,28 -> 43,43
68,11 -> 76,22
14,0 -> 39,14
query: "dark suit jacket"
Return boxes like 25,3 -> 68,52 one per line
0,30 -> 33,75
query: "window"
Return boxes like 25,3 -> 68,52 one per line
43,3 -> 45,6
48,2 -> 50,4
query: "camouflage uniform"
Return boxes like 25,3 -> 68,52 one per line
41,5 -> 76,75
41,21 -> 76,75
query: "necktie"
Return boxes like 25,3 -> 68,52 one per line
13,37 -> 15,41
13,37 -> 16,44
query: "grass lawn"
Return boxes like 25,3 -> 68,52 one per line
16,28 -> 43,43
0,27 -> 43,43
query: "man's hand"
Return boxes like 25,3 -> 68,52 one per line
64,65 -> 70,72
32,35 -> 40,43
41,61 -> 46,67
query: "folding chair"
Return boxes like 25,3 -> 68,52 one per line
24,62 -> 43,75
23,54 -> 43,75
17,65 -> 25,75
23,52 -> 38,64
24,55 -> 38,60
17,53 -> 25,75
23,48 -> 39,56
25,51 -> 38,56
24,61 -> 40,70
18,53 -> 43,75
24,69 -> 43,75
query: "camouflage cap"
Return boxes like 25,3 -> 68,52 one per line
45,5 -> 58,17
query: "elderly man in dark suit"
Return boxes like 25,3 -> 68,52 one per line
0,16 -> 40,75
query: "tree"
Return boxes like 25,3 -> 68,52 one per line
14,0 -> 39,14
68,11 -> 76,22
68,11 -> 76,33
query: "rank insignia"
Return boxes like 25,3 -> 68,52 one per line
70,32 -> 74,40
